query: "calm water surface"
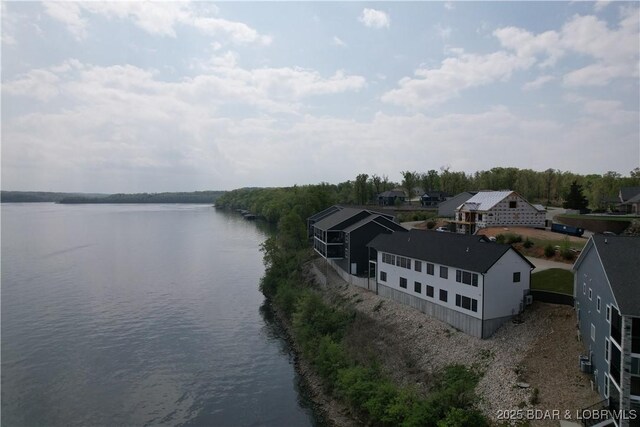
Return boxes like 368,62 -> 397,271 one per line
1,203 -> 316,426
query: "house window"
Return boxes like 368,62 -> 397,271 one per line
415,261 -> 422,272
604,375 -> 610,398
426,285 -> 434,298
400,277 -> 407,289
597,296 -> 601,313
606,305 -> 611,323
396,256 -> 411,269
426,263 -> 434,275
414,281 -> 422,294
382,253 -> 395,265
588,288 -> 592,301
439,289 -> 448,302
380,271 -> 387,282
456,270 -> 479,286
591,323 -> 596,341
440,266 -> 448,279
455,294 -> 477,312
509,201 -> 517,208
605,338 -> 610,363
583,283 -> 586,295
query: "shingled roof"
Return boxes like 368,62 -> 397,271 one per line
589,235 -> 640,316
368,229 -> 534,273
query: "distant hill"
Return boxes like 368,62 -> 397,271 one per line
58,191 -> 226,204
2,190 -> 226,204
0,191 -> 110,203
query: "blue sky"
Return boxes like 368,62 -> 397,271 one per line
2,1 -> 639,192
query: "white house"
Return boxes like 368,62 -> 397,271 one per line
367,229 -> 534,338
452,190 -> 545,234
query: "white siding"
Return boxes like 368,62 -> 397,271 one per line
480,194 -> 545,229
377,252 -> 483,319
482,249 -> 531,319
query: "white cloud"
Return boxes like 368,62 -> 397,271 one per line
381,51 -> 534,109
359,8 -> 390,29
2,68 -> 61,101
494,27 -> 564,68
42,2 -> 88,39
522,75 -> 556,91
495,10 -> 639,86
594,1 -> 611,12
333,36 -> 347,47
560,12 -> 639,85
444,2 -> 455,11
43,2 -> 271,45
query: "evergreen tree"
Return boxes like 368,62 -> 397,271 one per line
563,181 -> 589,211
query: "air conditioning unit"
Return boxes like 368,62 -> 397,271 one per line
580,360 -> 592,373
525,295 -> 533,305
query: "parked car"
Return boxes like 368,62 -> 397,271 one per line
435,226 -> 449,232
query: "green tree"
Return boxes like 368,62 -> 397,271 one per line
354,173 -> 370,205
563,180 -> 589,211
401,171 -> 419,204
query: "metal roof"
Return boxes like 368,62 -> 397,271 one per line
457,191 -> 514,212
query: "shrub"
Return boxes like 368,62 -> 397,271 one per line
523,238 -> 534,248
544,244 -> 555,257
426,220 -> 436,229
495,234 -> 506,244
505,233 -> 522,244
559,237 -> 575,260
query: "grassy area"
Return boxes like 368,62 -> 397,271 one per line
527,237 -> 585,251
557,214 -> 639,222
531,269 -> 574,295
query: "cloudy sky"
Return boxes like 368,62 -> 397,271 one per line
2,1 -> 639,192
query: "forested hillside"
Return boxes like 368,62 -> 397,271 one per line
58,191 -> 225,204
215,167 -> 640,218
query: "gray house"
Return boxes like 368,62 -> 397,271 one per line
368,229 -> 534,338
377,190 -> 406,206
311,208 -> 406,276
573,235 -> 640,425
437,191 -> 477,218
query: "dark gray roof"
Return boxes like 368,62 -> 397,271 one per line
620,187 -> 640,202
592,235 -> 640,316
625,193 -> 640,204
368,229 -> 534,273
313,208 -> 368,231
378,190 -> 406,198
307,205 -> 342,222
343,215 -> 407,234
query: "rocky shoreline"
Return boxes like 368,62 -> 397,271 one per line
269,257 -> 601,426
267,301 -> 358,427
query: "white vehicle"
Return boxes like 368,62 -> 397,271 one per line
435,226 -> 449,232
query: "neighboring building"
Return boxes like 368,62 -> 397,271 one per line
437,191 -> 477,218
306,205 -> 343,238
420,190 -> 450,207
618,187 -> 640,214
573,235 -> 640,425
378,190 -> 406,206
368,229 -> 534,338
452,191 -> 545,234
311,207 -> 406,276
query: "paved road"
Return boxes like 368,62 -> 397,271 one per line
526,256 -> 574,273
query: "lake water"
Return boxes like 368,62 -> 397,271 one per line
1,203 -> 317,426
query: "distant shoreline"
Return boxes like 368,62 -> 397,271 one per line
1,190 -> 226,204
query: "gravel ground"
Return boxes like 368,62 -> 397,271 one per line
310,258 -> 601,426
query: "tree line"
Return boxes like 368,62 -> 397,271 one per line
216,167 -> 640,218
